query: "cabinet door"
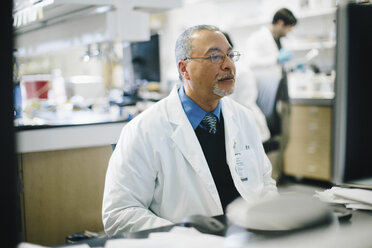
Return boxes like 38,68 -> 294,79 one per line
20,145 -> 112,246
284,105 -> 332,181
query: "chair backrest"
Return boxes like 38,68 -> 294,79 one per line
256,76 -> 286,137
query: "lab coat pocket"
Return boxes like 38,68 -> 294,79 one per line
234,147 -> 261,186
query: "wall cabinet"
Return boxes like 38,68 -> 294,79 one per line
284,104 -> 332,181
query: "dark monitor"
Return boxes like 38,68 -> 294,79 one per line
333,3 -> 372,188
130,34 -> 161,82
1,1 -> 21,246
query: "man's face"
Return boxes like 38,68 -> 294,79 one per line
182,30 -> 236,100
278,22 -> 294,38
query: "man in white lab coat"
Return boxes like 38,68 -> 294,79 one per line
102,25 -> 277,236
245,8 -> 297,181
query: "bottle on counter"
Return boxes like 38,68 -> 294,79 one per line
49,69 -> 67,104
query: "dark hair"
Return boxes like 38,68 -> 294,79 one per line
272,8 -> 297,26
223,32 -> 234,48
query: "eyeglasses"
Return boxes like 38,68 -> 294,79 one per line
185,51 -> 241,64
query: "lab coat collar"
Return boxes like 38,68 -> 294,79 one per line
178,85 -> 221,129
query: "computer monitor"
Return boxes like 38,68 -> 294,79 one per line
1,1 -> 21,246
333,3 -> 372,188
130,33 -> 161,82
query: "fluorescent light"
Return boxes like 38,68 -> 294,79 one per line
13,0 -> 54,27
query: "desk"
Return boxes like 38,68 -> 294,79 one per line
55,181 -> 372,247
57,215 -> 226,247
57,208 -> 372,248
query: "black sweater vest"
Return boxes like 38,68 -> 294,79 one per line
195,114 -> 240,211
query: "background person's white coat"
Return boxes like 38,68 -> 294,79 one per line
230,64 -> 271,143
245,26 -> 283,123
245,26 -> 281,70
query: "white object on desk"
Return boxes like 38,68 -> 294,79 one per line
226,193 -> 333,232
105,226 -> 225,248
17,242 -> 90,248
331,187 -> 372,205
314,186 -> 372,210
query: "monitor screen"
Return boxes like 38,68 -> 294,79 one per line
2,1 -> 21,246
130,34 -> 161,82
333,3 -> 372,188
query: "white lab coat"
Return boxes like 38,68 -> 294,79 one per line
245,26 -> 283,119
246,26 -> 280,71
230,64 -> 271,142
102,85 -> 277,236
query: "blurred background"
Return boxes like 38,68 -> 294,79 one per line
10,0 -> 372,246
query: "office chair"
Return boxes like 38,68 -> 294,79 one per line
256,74 -> 290,183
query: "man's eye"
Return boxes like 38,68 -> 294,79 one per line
227,53 -> 234,59
210,54 -> 222,62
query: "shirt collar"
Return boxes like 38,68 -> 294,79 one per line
178,85 -> 221,130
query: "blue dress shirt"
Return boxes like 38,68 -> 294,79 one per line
178,85 -> 221,130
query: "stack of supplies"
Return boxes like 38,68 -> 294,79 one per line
314,186 -> 372,210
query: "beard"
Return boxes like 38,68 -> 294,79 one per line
213,83 -> 234,97
213,72 -> 235,97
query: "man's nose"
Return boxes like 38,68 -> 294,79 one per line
221,55 -> 235,71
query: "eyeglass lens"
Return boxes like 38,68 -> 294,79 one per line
211,52 -> 240,63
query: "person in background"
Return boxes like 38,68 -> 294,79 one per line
223,32 -> 271,143
245,8 -> 297,181
246,7 -> 297,75
102,24 -> 278,236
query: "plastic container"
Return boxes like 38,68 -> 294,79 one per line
22,74 -> 51,99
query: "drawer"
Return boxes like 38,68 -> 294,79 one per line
289,105 -> 332,139
289,119 -> 331,139
285,137 -> 331,162
284,138 -> 331,181
284,158 -> 331,181
291,105 -> 332,122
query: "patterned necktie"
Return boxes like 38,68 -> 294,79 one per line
202,113 -> 218,134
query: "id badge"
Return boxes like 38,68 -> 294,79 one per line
235,151 -> 249,182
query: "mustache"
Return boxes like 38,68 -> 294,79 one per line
216,72 -> 235,81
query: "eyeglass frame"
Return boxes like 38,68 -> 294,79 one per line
184,51 -> 241,64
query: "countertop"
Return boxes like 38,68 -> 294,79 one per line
16,121 -> 127,153
15,107 -> 132,153
15,99 -> 155,153
15,95 -> 333,153
290,97 -> 334,106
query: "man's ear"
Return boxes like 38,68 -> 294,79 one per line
277,19 -> 284,27
178,60 -> 190,80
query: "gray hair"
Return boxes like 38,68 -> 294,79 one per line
175,25 -> 220,80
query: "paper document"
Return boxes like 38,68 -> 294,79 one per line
17,242 -> 90,248
105,226 -> 225,248
331,187 -> 372,205
314,186 -> 372,210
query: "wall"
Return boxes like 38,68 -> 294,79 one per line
158,0 -> 337,92
14,0 -> 337,95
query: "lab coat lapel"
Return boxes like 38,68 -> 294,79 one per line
222,99 -> 262,201
221,100 -> 239,170
167,86 -> 222,210
221,100 -> 253,200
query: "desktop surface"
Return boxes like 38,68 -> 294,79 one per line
55,180 -> 372,248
